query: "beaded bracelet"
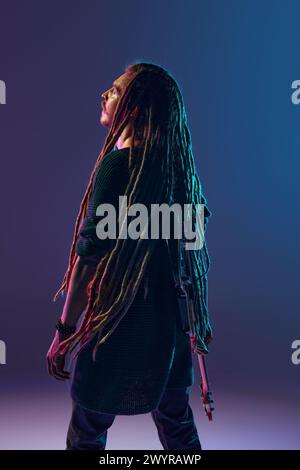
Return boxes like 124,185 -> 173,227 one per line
55,318 -> 76,336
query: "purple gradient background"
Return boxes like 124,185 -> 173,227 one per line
0,0 -> 299,449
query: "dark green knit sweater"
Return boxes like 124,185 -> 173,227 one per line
70,147 -> 194,415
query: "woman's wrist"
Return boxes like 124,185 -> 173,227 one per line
56,318 -> 77,336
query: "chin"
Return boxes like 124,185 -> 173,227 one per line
100,112 -> 111,128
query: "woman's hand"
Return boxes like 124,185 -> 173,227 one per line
46,331 -> 70,381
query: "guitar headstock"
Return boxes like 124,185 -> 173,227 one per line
200,384 -> 214,421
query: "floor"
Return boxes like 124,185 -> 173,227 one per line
0,381 -> 299,450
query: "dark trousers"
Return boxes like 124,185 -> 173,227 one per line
66,386 -> 201,450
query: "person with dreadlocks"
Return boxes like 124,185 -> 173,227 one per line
46,62 -> 213,450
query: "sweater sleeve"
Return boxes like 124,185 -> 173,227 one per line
75,151 -> 129,265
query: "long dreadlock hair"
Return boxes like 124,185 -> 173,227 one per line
53,62 -> 212,361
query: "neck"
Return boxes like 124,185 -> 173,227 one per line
115,123 -> 143,150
